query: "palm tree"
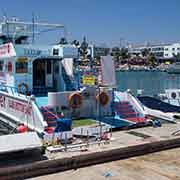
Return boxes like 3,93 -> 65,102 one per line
111,47 -> 121,63
147,53 -> 156,67
173,53 -> 180,62
120,48 -> 130,59
141,48 -> 150,57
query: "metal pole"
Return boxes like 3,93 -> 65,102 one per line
77,53 -> 81,90
111,87 -> 115,136
65,132 -> 67,152
32,13 -> 35,44
98,86 -> 102,139
87,130 -> 89,147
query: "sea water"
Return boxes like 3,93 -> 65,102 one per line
116,70 -> 180,96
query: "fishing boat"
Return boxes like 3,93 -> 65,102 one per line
167,62 -> 180,74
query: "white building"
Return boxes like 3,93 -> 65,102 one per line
129,43 -> 180,59
164,43 -> 180,58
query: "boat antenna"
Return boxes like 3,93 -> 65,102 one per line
63,26 -> 68,42
1,10 -> 9,40
32,13 -> 35,44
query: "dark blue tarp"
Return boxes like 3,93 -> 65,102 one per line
138,96 -> 180,113
54,118 -> 72,132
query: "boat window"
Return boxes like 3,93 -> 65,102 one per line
0,61 -> 4,71
47,61 -> 51,74
16,62 -> 28,73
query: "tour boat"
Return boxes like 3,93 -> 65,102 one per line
0,18 -> 150,141
0,18 -> 78,139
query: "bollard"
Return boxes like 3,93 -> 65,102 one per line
65,133 -> 67,152
87,130 -> 89,147
110,126 -> 112,139
81,127 -> 83,139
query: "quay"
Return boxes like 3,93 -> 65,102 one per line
32,147 -> 180,180
1,123 -> 180,179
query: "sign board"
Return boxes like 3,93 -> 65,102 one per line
82,75 -> 95,86
100,55 -> 116,86
17,57 -> 28,62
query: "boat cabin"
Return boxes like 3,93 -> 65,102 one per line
0,19 -> 78,95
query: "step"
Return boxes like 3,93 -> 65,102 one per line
115,108 -> 134,112
47,123 -> 57,127
120,114 -> 139,119
46,120 -> 57,124
117,111 -> 138,115
126,117 -> 146,123
46,115 -> 58,119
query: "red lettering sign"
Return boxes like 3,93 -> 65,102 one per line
0,95 -> 5,107
8,99 -> 32,116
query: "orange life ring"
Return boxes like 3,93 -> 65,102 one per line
18,83 -> 29,94
68,92 -> 82,108
96,91 -> 109,106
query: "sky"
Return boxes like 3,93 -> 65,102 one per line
0,0 -> 180,47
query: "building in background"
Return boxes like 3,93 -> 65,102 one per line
128,43 -> 180,60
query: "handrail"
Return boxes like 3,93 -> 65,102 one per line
132,94 -> 145,111
128,93 -> 145,115
41,106 -> 60,120
32,101 -> 47,130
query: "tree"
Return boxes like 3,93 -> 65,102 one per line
173,53 -> 180,62
120,48 -> 130,59
147,53 -> 156,67
141,48 -> 150,57
111,47 -> 120,62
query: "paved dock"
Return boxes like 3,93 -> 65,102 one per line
47,123 -> 180,160
31,147 -> 180,180
2,123 -> 180,179
31,148 -> 180,180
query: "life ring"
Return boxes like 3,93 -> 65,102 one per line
68,92 -> 82,108
18,83 -> 29,94
96,91 -> 109,106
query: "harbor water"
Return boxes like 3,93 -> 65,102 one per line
116,70 -> 180,96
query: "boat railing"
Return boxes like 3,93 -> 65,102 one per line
127,93 -> 146,116
0,83 -> 31,98
0,83 -> 47,134
0,83 -> 20,96
31,101 -> 48,133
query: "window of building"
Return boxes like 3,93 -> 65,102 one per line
177,47 -> 180,51
16,62 -> 28,73
172,48 -> 175,51
47,61 -> 52,74
53,49 -> 59,56
165,48 -> 168,51
165,54 -> 168,56
0,61 -> 4,71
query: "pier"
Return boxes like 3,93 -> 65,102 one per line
1,123 -> 180,179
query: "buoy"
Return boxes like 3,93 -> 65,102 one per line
17,124 -> 28,133
96,91 -> 109,106
44,127 -> 54,134
68,92 -> 82,108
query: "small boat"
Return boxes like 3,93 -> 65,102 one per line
167,62 -> 180,74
